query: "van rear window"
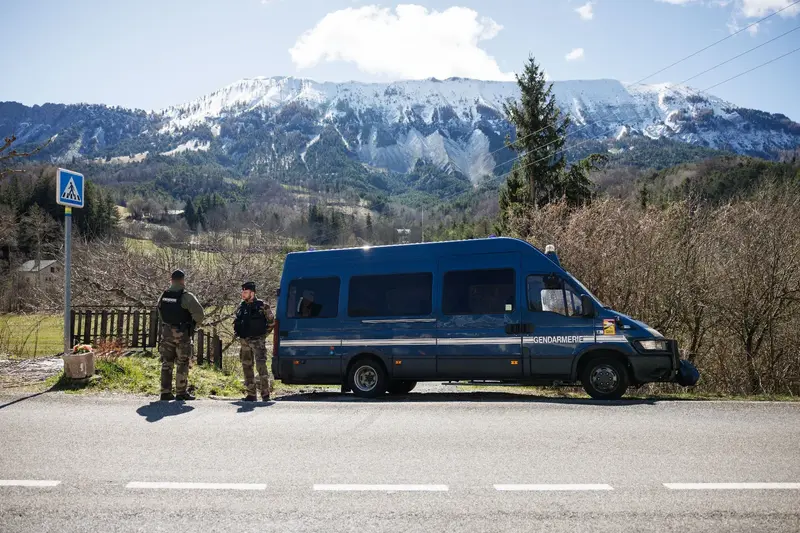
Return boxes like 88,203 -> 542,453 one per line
287,277 -> 340,319
443,268 -> 515,315
348,273 -> 432,317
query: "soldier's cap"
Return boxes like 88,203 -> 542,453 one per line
242,281 -> 256,292
171,269 -> 185,280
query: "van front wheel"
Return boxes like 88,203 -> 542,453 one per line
348,358 -> 388,398
580,357 -> 629,400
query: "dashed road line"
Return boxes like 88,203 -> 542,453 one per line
494,484 -> 614,491
664,483 -> 800,490
126,482 -> 267,490
313,484 -> 449,491
0,480 -> 61,487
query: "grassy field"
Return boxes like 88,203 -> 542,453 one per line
123,237 -> 159,254
0,314 -> 64,358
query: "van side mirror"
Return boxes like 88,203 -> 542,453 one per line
580,295 -> 596,318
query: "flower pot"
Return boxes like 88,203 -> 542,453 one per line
62,351 -> 95,380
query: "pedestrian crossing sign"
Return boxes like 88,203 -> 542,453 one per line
56,168 -> 85,208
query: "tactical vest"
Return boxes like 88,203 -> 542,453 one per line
234,299 -> 269,338
158,289 -> 193,327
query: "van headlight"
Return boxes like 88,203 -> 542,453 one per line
637,339 -> 668,351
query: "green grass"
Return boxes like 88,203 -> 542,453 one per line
43,353 -> 339,398
46,354 -> 245,397
0,314 -> 64,358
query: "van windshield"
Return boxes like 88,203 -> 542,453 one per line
566,272 -> 605,308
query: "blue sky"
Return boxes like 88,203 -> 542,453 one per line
2,0 -> 799,119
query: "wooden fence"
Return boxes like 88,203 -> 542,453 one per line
70,307 -> 223,369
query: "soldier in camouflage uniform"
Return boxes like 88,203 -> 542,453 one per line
156,270 -> 205,401
233,281 -> 275,402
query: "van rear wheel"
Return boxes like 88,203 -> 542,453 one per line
580,357 -> 629,400
387,380 -> 417,395
347,358 -> 388,398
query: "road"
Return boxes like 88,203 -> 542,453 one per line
1,391 -> 799,532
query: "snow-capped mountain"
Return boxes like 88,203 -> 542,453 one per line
2,76 -> 798,183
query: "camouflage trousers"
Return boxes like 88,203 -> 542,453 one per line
159,325 -> 192,394
240,335 -> 273,398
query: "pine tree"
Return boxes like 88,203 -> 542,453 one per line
562,153 -> 606,207
184,199 -> 198,231
365,212 -> 373,239
496,167 -> 528,235
502,55 -> 570,208
639,182 -> 649,210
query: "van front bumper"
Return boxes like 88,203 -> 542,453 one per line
628,338 -> 680,384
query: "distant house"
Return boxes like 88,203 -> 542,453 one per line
395,228 -> 411,244
16,260 -> 62,288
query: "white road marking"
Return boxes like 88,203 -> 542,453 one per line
126,482 -> 266,490
664,483 -> 800,490
0,480 -> 61,487
494,484 -> 614,491
313,484 -> 448,491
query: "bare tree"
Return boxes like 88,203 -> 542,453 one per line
0,135 -> 53,179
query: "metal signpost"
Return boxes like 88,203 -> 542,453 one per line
56,168 -> 85,355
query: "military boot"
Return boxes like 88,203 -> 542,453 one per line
176,391 -> 196,401
160,392 -> 175,401
242,395 -> 257,402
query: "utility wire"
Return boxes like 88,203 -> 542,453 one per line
679,24 -> 800,85
629,0 -> 800,87
492,42 -> 800,186
702,45 -> 800,92
483,0 -> 800,154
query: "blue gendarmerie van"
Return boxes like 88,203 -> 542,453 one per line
271,237 -> 697,400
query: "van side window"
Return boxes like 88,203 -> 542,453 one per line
348,272 -> 432,317
287,277 -> 340,319
527,275 -> 583,317
443,268 -> 515,315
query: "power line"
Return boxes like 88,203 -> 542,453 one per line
495,44 -> 800,183
702,45 -> 800,92
486,102 -> 633,176
629,0 -> 800,87
492,0 -> 800,153
494,127 -> 617,186
475,39 -> 800,187
679,24 -> 800,86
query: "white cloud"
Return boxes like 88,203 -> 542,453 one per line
738,0 -> 800,17
656,0 -> 800,17
565,48 -> 585,61
575,2 -> 594,20
289,4 -> 514,81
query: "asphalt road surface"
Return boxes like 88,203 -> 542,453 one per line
1,391 -> 799,532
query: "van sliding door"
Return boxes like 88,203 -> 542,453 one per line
436,253 -> 523,380
341,268 -> 437,380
